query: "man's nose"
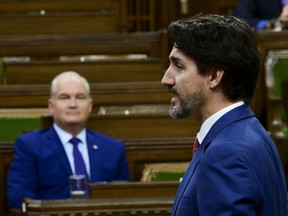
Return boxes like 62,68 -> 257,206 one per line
69,98 -> 77,106
161,66 -> 174,86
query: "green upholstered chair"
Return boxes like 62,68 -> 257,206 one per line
0,108 -> 48,142
265,50 -> 288,184
265,50 -> 288,140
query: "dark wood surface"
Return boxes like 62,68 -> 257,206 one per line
22,196 -> 174,216
3,59 -> 163,84
89,181 -> 180,199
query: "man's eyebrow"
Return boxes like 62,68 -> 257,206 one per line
169,55 -> 181,62
170,55 -> 186,66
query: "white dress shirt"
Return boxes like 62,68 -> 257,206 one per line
197,101 -> 244,145
53,123 -> 91,177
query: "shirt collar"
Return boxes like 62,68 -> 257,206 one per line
53,123 -> 86,144
197,101 -> 244,144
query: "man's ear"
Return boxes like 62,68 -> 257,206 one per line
209,68 -> 224,89
48,99 -> 54,115
88,98 -> 93,114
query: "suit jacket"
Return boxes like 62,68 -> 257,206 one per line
7,126 -> 131,209
233,0 -> 282,28
172,104 -> 287,216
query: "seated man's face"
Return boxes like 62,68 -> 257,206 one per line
48,77 -> 93,130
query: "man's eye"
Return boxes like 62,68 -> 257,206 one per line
59,96 -> 69,100
175,63 -> 183,71
77,95 -> 87,100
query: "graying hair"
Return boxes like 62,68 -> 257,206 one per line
50,71 -> 90,98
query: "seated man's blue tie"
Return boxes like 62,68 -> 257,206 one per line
69,137 -> 89,180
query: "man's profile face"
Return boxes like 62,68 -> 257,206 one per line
161,47 -> 205,119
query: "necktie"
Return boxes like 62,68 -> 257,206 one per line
69,137 -> 88,180
193,136 -> 200,155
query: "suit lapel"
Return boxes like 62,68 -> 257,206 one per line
86,131 -> 103,182
172,104 -> 254,215
45,127 -> 72,176
172,140 -> 205,215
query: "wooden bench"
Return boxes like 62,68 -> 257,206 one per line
0,0 -> 121,14
0,0 -> 126,35
1,137 -> 193,216
0,31 -> 168,67
0,81 -> 171,109
0,109 -> 199,142
0,81 -> 175,141
0,12 -> 121,35
41,113 -> 199,140
0,0 -> 161,32
2,58 -> 163,84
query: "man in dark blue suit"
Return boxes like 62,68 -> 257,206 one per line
162,14 -> 287,215
233,0 -> 288,29
7,71 -> 130,210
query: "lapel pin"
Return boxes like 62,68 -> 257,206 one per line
92,145 -> 98,150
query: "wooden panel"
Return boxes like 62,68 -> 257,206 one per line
3,59 -> 163,84
0,31 -> 168,67
124,0 -> 155,31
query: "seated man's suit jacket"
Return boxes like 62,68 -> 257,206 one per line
233,0 -> 282,28
7,126 -> 130,209
172,104 -> 287,216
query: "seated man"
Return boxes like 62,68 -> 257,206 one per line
233,0 -> 288,30
7,71 -> 131,210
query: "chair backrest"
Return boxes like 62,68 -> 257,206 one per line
265,50 -> 288,99
0,108 -> 48,142
141,162 -> 190,182
265,50 -> 288,134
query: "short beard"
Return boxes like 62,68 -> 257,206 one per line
169,92 -> 202,119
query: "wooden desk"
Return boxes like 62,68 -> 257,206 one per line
88,181 -> 179,199
0,31 -> 168,67
22,196 -> 173,216
0,144 -> 14,216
